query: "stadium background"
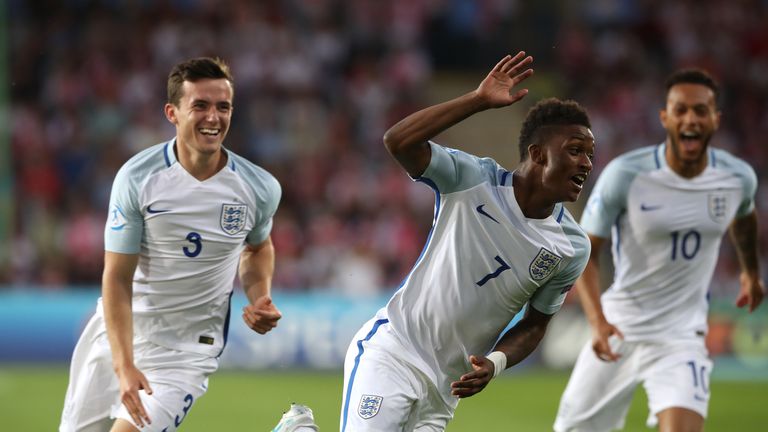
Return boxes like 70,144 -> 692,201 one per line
1,0 -> 766,430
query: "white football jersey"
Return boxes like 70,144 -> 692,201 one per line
379,142 -> 590,403
582,143 -> 757,342
103,139 -> 281,357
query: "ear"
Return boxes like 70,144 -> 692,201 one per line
658,108 -> 667,129
713,109 -> 721,130
164,103 -> 178,125
528,144 -> 546,164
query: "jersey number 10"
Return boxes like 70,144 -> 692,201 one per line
670,229 -> 701,261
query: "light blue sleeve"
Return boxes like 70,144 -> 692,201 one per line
419,141 -> 499,193
529,214 -> 590,314
242,165 -> 282,246
104,165 -> 144,254
710,149 -> 756,217
580,157 -> 637,238
733,158 -> 757,217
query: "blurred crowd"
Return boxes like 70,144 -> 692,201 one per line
4,0 -> 767,299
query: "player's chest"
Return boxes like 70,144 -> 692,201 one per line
445,188 -> 572,285
141,182 -> 254,245
625,178 -> 740,236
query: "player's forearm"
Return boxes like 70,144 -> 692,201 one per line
576,261 -> 608,328
102,252 -> 139,371
729,210 -> 760,276
384,91 -> 487,151
383,91 -> 487,175
239,238 -> 275,304
493,318 -> 548,368
102,277 -> 135,371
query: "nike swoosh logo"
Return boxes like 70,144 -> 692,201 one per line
640,204 -> 662,211
147,205 -> 171,214
476,204 -> 500,223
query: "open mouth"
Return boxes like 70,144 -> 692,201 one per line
199,127 -> 221,137
679,130 -> 703,153
570,173 -> 587,189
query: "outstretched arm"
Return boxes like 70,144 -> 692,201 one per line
383,52 -> 534,177
576,234 -> 624,361
102,251 -> 153,428
450,306 -> 551,398
729,209 -> 765,312
240,237 -> 282,334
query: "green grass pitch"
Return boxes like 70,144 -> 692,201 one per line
1,366 -> 765,431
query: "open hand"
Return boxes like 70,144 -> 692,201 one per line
475,51 -> 534,109
116,364 -> 153,428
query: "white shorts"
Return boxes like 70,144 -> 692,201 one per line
60,313 -> 218,432
340,318 -> 456,432
554,337 -> 712,432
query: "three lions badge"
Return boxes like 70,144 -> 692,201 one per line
358,394 -> 383,419
529,247 -> 562,281
220,204 -> 247,235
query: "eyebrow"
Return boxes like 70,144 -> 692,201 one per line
569,133 -> 594,141
191,98 -> 232,106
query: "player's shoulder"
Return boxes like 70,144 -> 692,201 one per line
225,149 -> 282,199
114,140 -> 174,184
592,144 -> 661,196
710,146 -> 757,193
605,144 -> 661,174
710,147 -> 756,175
554,204 -> 591,258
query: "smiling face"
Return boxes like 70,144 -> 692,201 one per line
660,83 -> 720,177
165,78 -> 234,157
540,125 -> 595,203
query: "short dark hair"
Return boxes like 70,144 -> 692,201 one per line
664,68 -> 719,103
518,98 -> 591,161
167,57 -> 233,106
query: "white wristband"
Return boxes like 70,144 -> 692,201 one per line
486,351 -> 507,378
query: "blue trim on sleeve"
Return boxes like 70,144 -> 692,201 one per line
341,318 -> 389,432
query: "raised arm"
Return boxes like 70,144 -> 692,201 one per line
102,251 -> 153,428
383,52 -> 534,177
240,237 -> 282,334
576,234 -> 624,361
729,209 -> 765,312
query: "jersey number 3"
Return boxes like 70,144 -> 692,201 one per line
183,231 -> 203,257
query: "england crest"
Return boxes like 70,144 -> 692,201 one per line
220,204 -> 247,235
529,247 -> 562,281
708,193 -> 728,223
358,394 -> 383,419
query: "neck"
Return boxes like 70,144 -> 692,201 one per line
665,141 -> 707,179
512,166 -> 556,219
175,141 -> 227,181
